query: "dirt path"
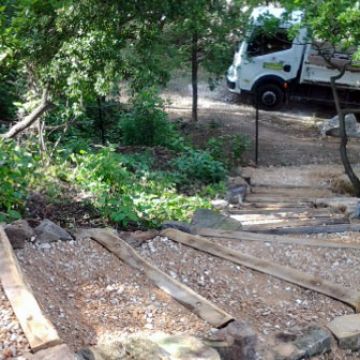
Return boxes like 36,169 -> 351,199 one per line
163,79 -> 360,167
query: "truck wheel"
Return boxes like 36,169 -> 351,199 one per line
255,84 -> 284,110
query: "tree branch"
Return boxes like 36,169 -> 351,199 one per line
1,89 -> 52,139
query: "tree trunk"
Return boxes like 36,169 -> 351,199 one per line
97,96 -> 106,145
330,70 -> 360,196
191,31 -> 198,122
2,90 -> 51,140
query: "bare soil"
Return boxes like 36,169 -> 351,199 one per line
164,78 -> 360,167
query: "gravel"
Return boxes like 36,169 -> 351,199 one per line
0,231 -> 358,359
0,285 -> 29,359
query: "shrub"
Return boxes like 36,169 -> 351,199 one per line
171,149 -> 227,185
0,140 -> 39,221
119,88 -> 180,148
67,147 -> 210,227
206,134 -> 250,169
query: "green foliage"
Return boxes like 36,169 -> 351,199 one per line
119,89 -> 182,149
206,134 -> 250,169
171,148 -> 227,186
0,140 -> 39,221
65,147 -> 209,227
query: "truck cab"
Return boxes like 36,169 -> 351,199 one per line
227,6 -> 360,109
227,6 -> 305,109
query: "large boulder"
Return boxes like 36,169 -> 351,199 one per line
320,113 -> 360,137
34,219 -> 73,243
4,220 -> 35,249
327,314 -> 360,350
272,326 -> 331,360
206,320 -> 257,360
192,209 -> 242,231
77,333 -> 220,360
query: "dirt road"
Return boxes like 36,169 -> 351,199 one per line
163,79 -> 360,167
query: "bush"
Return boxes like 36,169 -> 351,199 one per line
206,134 -> 250,169
119,88 -> 180,148
171,148 -> 227,185
66,147 -> 210,227
0,140 -> 39,221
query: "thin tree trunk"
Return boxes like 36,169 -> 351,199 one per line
97,96 -> 106,145
330,69 -> 360,196
191,31 -> 198,122
2,90 -> 51,140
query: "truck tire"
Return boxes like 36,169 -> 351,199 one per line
255,84 -> 284,110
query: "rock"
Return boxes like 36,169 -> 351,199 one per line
161,221 -> 193,234
124,230 -> 160,247
206,320 -> 257,360
27,344 -> 74,360
191,209 -> 242,231
320,113 -> 360,138
272,342 -> 304,360
78,332 -> 219,360
226,177 -> 248,205
327,314 -> 360,350
211,199 -> 229,210
34,219 -> 73,243
226,185 -> 247,205
4,220 -> 35,249
273,326 -> 331,360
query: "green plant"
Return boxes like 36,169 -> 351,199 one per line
0,140 -> 39,221
171,148 -> 227,186
119,89 -> 180,149
206,134 -> 250,169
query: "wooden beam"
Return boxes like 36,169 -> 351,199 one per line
0,227 -> 62,352
228,208 -> 333,215
78,228 -> 233,328
251,223 -> 360,235
241,217 -> 348,231
245,194 -> 313,204
162,229 -> 360,312
194,227 -> 360,250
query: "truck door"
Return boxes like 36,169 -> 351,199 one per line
239,28 -> 305,108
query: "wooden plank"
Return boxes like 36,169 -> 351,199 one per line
250,186 -> 333,197
229,212 -> 346,225
162,229 -> 360,312
244,202 -> 313,209
246,194 -> 313,204
241,217 -> 348,231
252,223 -> 360,235
78,228 -> 233,328
194,227 -> 360,250
0,227 -> 62,352
228,208 -> 333,216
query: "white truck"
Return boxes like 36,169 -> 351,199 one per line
226,6 -> 360,109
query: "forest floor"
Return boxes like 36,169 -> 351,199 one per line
2,78 -> 360,359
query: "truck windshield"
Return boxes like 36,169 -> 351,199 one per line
247,28 -> 292,57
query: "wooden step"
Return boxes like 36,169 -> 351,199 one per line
243,202 -> 314,209
246,223 -> 360,235
228,208 -> 335,216
195,227 -> 360,250
245,194 -> 314,204
250,186 -> 333,198
242,217 -> 348,231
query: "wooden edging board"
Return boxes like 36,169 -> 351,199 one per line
241,217 -> 348,231
77,228 -> 233,328
194,227 -> 360,250
162,229 -> 360,312
0,227 -> 62,353
250,223 -> 360,235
